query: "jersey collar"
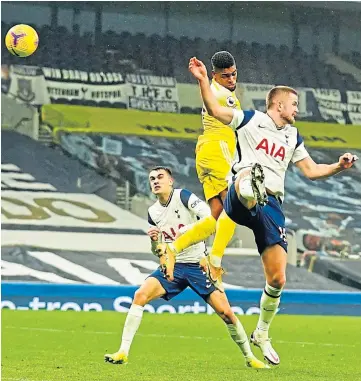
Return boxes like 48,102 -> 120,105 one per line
159,189 -> 174,207
212,79 -> 233,94
265,113 -> 287,130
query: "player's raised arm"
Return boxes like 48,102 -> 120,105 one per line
180,189 -> 211,219
189,57 -> 237,126
295,152 -> 358,180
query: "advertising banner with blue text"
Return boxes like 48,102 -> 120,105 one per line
2,283 -> 361,316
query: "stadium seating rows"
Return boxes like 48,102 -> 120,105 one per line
2,21 -> 360,90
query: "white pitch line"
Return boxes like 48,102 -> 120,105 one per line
4,326 -> 358,348
2,379 -> 50,381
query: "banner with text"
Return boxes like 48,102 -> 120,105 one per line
2,283 -> 361,316
3,67 -> 360,121
126,73 -> 179,113
42,67 -> 128,106
7,65 -> 50,105
2,65 -> 179,112
311,88 -> 361,125
239,83 -> 361,125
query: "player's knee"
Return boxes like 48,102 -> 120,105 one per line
209,197 -> 223,220
218,306 -> 234,324
133,288 -> 149,306
211,206 -> 222,220
269,274 -> 286,289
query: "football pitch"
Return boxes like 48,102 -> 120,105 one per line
2,310 -> 361,381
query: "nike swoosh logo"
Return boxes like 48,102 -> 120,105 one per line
269,353 -> 279,363
258,124 -> 267,128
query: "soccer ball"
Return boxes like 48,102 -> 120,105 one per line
5,24 -> 39,57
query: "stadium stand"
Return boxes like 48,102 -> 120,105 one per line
2,130 -> 117,201
303,255 -> 361,290
2,21 -> 361,90
56,131 -> 203,198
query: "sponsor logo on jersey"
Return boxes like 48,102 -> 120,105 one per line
191,199 -> 202,208
162,224 -> 185,241
256,138 -> 286,161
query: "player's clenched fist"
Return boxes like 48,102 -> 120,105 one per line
147,227 -> 161,242
338,153 -> 358,169
188,57 -> 208,80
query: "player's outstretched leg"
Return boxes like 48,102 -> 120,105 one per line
250,287 -> 281,366
204,210 -> 237,287
228,321 -> 270,369
172,215 -> 217,253
206,290 -> 270,370
105,303 -> 144,364
251,245 -> 286,365
105,278 -> 166,365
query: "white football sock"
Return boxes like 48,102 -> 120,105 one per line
119,304 -> 144,355
227,320 -> 254,360
256,283 -> 282,338
238,175 -> 255,201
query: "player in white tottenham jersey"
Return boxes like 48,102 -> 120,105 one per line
105,166 -> 269,369
188,57 -> 358,366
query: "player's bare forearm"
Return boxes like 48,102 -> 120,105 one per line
306,162 -> 342,180
198,78 -> 234,125
296,153 -> 358,180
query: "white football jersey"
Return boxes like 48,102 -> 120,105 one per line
148,188 -> 211,263
229,110 -> 309,199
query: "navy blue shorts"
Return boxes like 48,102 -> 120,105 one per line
224,182 -> 288,255
148,263 -> 216,301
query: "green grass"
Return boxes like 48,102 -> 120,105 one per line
2,310 -> 361,381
